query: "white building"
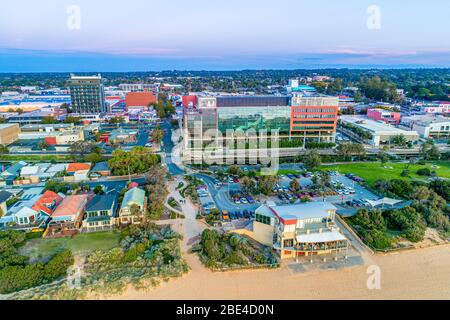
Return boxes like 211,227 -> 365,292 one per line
401,115 -> 450,139
339,116 -> 419,147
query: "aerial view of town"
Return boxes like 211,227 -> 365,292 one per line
0,0 -> 449,309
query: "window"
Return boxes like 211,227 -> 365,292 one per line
256,213 -> 271,225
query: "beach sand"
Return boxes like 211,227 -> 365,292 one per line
114,244 -> 450,300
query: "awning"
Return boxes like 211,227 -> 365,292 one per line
296,230 -> 346,244
366,197 -> 402,207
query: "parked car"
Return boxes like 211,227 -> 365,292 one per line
241,197 -> 248,204
246,196 -> 255,203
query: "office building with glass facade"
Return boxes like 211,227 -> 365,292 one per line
182,94 -> 339,162
68,74 -> 106,114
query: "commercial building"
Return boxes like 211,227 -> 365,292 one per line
0,123 -> 20,145
125,92 -> 157,111
119,83 -> 158,92
252,202 -> 348,260
182,94 -> 339,161
339,116 -> 419,147
401,115 -> 450,139
68,74 -> 106,114
367,108 -> 401,125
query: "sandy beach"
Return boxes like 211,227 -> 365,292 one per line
114,244 -> 450,300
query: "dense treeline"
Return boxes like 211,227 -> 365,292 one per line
0,231 -> 74,294
1,69 -> 448,98
349,179 -> 450,249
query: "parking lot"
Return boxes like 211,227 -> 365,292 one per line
195,170 -> 380,222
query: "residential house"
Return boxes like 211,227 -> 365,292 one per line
0,187 -> 51,232
32,190 -> 63,216
64,163 -> 92,182
0,190 -> 13,217
118,187 -> 146,225
47,194 -> 90,237
82,193 -> 118,232
0,161 -> 27,186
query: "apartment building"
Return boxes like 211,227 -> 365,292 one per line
68,74 -> 106,114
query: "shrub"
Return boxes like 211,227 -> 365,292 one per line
416,167 -> 432,176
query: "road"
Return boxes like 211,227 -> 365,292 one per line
161,120 -> 185,176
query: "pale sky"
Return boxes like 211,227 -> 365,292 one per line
1,0 -> 449,71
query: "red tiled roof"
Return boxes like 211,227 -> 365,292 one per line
125,92 -> 157,108
67,163 -> 91,172
32,190 -> 63,215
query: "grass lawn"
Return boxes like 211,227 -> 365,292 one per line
19,231 -> 121,262
321,161 -> 450,186
0,155 -> 73,162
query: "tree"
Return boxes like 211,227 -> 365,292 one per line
391,134 -> 407,147
289,178 -> 300,192
228,165 -> 242,176
108,147 -> 160,176
337,142 -> 365,160
378,151 -> 389,166
64,116 -> 82,124
69,141 -> 97,160
41,116 -> 58,124
151,126 -> 164,144
303,150 -> 321,171
241,176 -> 255,194
0,144 -> 9,154
257,175 -> 277,195
108,116 -> 125,125
420,142 -> 440,160
37,141 -> 50,150
84,152 -> 103,164
412,186 -> 431,203
93,185 -> 105,195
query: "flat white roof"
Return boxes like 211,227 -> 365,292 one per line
340,116 -> 419,136
296,230 -> 346,243
258,202 -> 336,221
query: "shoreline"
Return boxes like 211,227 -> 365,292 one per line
111,244 -> 450,300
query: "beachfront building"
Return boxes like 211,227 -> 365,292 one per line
81,194 -> 118,232
47,194 -> 90,237
253,202 -> 348,261
118,187 -> 146,225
